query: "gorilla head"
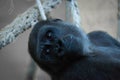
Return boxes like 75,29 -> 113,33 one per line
29,19 -> 85,72
28,19 -> 120,80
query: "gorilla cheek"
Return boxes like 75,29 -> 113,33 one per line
62,34 -> 83,54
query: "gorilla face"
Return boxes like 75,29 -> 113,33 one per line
29,19 -> 84,71
35,25 -> 64,63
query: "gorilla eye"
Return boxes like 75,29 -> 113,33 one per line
43,45 -> 51,54
46,30 -> 54,40
46,49 -> 50,54
43,49 -> 50,55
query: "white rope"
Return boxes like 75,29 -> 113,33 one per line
36,0 -> 47,20
65,0 -> 81,27
65,0 -> 91,54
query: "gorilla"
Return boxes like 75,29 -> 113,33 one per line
28,19 -> 120,80
88,31 -> 120,48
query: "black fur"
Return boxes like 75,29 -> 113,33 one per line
28,19 -> 120,80
88,31 -> 120,48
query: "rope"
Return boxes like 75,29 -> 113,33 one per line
65,0 -> 91,54
65,0 -> 81,27
36,0 -> 47,20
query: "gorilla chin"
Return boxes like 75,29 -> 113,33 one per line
28,19 -> 120,80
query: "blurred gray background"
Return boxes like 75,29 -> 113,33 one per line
0,0 -> 118,80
